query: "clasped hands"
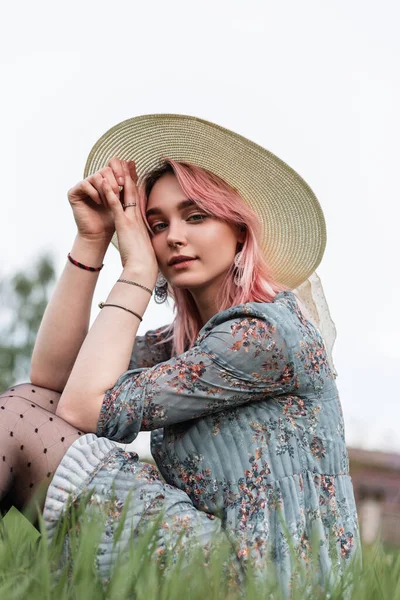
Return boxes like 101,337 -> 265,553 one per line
68,156 -> 159,281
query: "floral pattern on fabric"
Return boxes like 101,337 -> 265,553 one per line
45,439 -> 226,586
128,325 -> 173,370
97,303 -> 292,442
94,291 -> 360,590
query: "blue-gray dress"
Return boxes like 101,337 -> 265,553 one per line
43,291 -> 360,590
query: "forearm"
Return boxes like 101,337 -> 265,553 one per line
55,265 -> 154,432
30,235 -> 109,392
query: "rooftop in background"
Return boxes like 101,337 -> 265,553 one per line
348,447 -> 400,472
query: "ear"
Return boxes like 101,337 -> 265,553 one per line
238,225 -> 246,244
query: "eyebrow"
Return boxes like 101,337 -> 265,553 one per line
146,199 -> 197,218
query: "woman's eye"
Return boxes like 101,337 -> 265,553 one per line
152,214 -> 207,232
188,214 -> 207,222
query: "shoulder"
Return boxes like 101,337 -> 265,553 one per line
196,291 -> 300,347
194,292 -> 300,386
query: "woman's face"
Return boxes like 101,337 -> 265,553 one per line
146,173 -> 245,292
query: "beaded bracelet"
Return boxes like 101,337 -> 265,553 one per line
117,278 -> 153,295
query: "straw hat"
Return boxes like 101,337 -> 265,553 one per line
84,114 -> 326,290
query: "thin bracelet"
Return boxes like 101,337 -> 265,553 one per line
68,252 -> 104,272
117,279 -> 153,295
98,302 -> 143,322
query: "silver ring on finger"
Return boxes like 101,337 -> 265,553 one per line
122,202 -> 137,209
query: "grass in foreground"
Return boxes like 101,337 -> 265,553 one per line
0,500 -> 399,600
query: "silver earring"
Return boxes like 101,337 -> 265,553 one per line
154,271 -> 168,304
156,271 -> 167,286
233,250 -> 244,286
234,250 -> 243,268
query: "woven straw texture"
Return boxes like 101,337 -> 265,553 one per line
84,114 -> 326,289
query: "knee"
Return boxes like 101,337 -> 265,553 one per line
1,382 -> 44,399
0,383 -> 61,413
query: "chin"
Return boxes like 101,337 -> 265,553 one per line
171,276 -> 206,289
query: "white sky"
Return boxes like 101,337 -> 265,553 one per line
2,0 -> 399,457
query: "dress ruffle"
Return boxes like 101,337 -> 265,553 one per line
43,433 -> 223,581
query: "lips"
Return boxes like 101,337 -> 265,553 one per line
169,257 -> 197,266
175,258 -> 195,264
170,258 -> 198,268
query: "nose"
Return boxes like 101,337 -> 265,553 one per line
166,221 -> 187,248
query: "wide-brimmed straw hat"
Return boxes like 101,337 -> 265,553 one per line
84,114 -> 326,290
85,115 -> 337,377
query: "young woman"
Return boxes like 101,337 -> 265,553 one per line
0,115 -> 359,592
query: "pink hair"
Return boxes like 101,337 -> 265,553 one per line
137,159 -> 291,357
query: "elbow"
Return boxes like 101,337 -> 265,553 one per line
30,367 -> 66,394
56,393 -> 102,434
55,402 -> 73,422
55,403 -> 84,430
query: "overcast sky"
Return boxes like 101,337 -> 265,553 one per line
2,0 -> 399,457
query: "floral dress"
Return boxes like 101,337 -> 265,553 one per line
43,291 -> 360,591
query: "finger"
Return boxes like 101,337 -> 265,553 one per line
119,185 -> 125,207
99,166 -> 121,196
88,172 -> 110,206
101,178 -> 125,218
127,160 -> 138,184
108,157 -> 125,186
122,161 -> 139,202
79,180 -> 102,205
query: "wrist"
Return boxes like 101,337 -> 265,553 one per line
70,235 -> 109,268
120,266 -> 157,290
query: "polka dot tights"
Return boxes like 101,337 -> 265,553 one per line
0,383 -> 82,513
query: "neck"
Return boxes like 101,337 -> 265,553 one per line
189,273 -> 227,327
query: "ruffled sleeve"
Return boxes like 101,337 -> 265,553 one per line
97,303 -> 295,444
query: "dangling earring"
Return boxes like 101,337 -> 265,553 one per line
154,271 -> 168,304
233,250 -> 244,286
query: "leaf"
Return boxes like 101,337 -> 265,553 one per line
1,506 -> 41,544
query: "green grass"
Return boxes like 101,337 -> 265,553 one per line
0,501 -> 399,600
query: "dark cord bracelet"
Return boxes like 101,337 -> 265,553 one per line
98,302 -> 143,322
68,252 -> 104,272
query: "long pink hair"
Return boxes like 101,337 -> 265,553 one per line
137,159 -> 291,356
